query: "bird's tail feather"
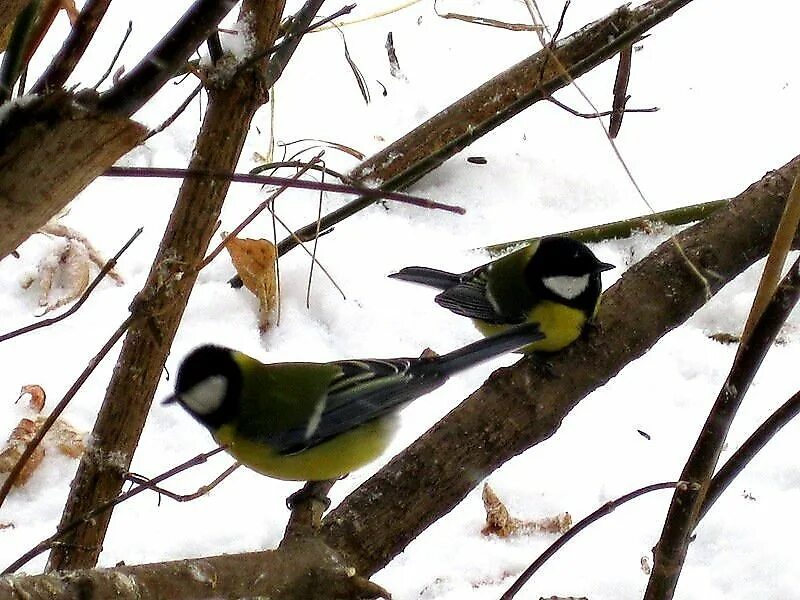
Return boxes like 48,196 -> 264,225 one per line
419,323 -> 543,377
389,266 -> 461,289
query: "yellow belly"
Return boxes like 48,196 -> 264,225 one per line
213,415 -> 398,481
473,300 -> 587,353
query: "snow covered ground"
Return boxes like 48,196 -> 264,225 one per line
1,1 -> 799,598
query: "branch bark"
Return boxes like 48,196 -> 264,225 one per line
0,92 -> 145,261
45,0 -> 289,572
277,0 -> 696,255
320,154 -> 800,575
0,0 -> 29,51
29,0 -> 113,95
6,151 -> 800,600
644,258 -> 800,599
2,543 -> 383,600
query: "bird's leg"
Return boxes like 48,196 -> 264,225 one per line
282,479 -> 338,540
285,479 -> 336,511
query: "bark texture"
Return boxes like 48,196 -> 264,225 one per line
0,0 -> 28,50
321,155 -> 800,575
45,0 -> 286,572
3,541 -> 381,600
4,152 -> 799,599
0,93 -> 145,260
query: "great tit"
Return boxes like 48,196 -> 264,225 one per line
165,323 -> 543,482
389,236 -> 614,353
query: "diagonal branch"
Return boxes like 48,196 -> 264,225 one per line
45,0 -> 297,572
644,258 -> 800,599
29,0 -> 112,94
319,154 -> 800,575
277,0 -> 696,255
97,0 -> 239,115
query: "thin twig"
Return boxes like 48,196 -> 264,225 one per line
500,481 -> 679,600
103,166 -> 465,214
0,314 -> 137,510
307,160 -> 326,307
206,30 -> 223,64
700,388 -> 800,522
92,20 -> 133,89
126,462 -> 240,503
2,448 -> 227,574
251,160 -> 348,182
337,25 -> 369,103
483,199 -> 727,255
29,0 -> 112,94
0,228 -> 142,344
547,95 -> 658,119
145,83 -> 204,141
645,257 -> 800,599
434,0 -> 542,32
200,155 -> 323,269
278,137 -> 365,160
263,0 -> 326,85
269,196 -> 347,300
609,45 -> 632,137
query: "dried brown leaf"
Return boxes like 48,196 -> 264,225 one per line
40,416 -> 86,458
481,483 -> 572,538
225,237 -> 279,331
0,394 -> 85,488
0,419 -> 46,486
18,384 -> 46,412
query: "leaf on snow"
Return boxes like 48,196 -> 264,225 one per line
225,236 -> 279,332
481,482 -> 572,538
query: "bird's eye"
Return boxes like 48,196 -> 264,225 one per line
181,375 -> 228,415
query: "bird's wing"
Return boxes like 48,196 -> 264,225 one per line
434,271 -> 525,324
268,358 -> 446,455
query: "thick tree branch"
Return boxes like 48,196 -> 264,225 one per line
6,152 -> 800,600
0,92 -> 146,261
277,0 -> 696,255
320,154 -> 800,575
46,0 -> 291,572
2,545 -> 385,600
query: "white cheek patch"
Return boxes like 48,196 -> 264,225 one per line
182,376 -> 228,415
542,274 -> 590,300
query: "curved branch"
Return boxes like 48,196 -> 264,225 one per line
320,154 -> 800,575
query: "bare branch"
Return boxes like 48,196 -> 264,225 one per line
501,481 -> 679,600
29,0 -> 112,94
97,0 -> 239,115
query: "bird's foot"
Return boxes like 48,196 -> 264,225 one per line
286,480 -> 334,511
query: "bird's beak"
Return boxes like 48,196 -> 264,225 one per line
596,261 -> 615,272
162,394 -> 179,405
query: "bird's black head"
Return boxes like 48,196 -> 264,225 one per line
165,345 -> 243,430
525,236 -> 614,306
